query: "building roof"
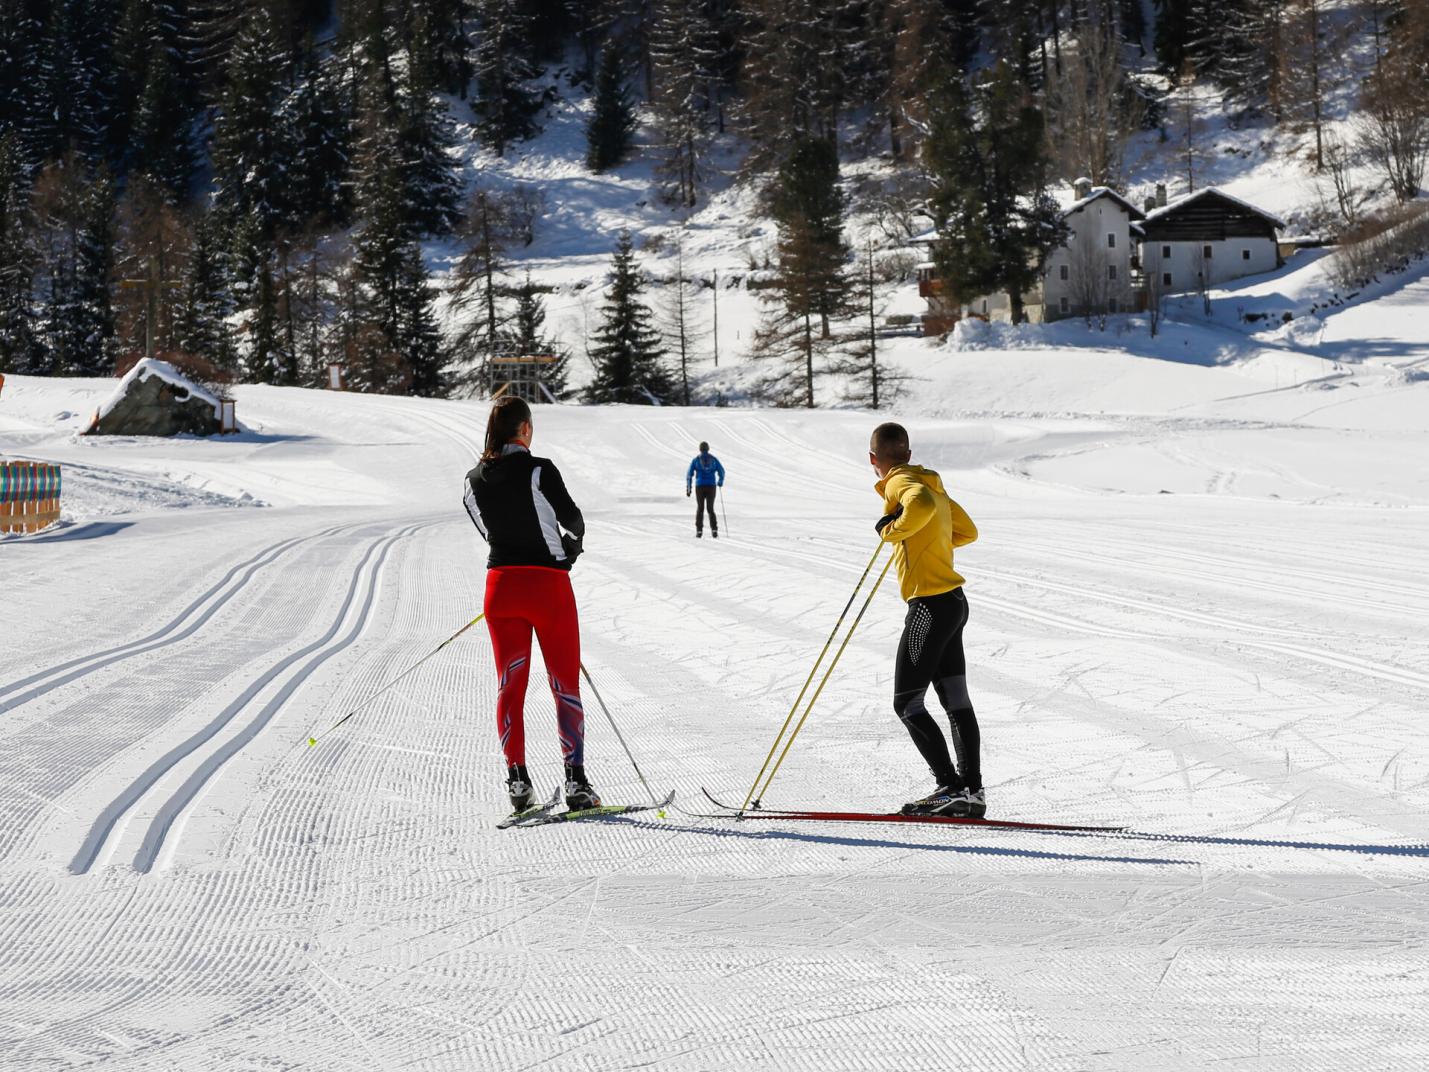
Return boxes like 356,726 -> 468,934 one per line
911,185 -> 1144,246
1142,186 -> 1286,229
1055,185 -> 1147,220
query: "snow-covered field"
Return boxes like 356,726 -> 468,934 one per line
3,272 -> 1429,1069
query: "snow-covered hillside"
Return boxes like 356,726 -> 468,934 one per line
3,269 -> 1428,1066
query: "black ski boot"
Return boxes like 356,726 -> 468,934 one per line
506,764 -> 534,814
563,764 -> 601,810
901,784 -> 986,818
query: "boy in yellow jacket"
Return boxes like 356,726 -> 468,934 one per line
870,421 -> 984,817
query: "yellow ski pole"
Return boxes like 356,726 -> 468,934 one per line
307,612 -> 485,746
750,550 -> 895,807
740,540 -> 886,812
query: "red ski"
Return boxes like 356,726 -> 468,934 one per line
698,789 -> 1126,834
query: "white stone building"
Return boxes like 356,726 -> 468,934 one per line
915,180 -> 1146,328
1134,187 -> 1285,297
915,182 -> 1286,332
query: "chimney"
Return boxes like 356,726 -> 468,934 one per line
1073,177 -> 1093,200
1155,183 -> 1168,208
1144,196 -> 1156,212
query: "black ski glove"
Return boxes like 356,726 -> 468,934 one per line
561,532 -> 583,565
875,504 -> 903,535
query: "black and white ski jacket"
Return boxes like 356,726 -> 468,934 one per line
464,444 -> 585,570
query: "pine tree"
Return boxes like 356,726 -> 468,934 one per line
129,38 -> 199,199
872,0 -> 971,160
472,0 -> 540,156
587,230 -> 672,404
31,154 -> 117,376
751,136 -> 851,409
831,235 -> 907,409
284,42 -> 353,230
174,207 -> 239,377
587,47 -> 637,172
1043,23 -> 1145,186
769,135 -> 851,339
739,0 -> 846,172
508,271 -> 570,400
349,111 -> 448,395
451,189 -> 517,394
28,1 -> 107,167
650,0 -> 715,205
113,178 -> 188,363
923,65 -> 1067,324
395,241 -> 448,396
212,6 -> 295,246
659,233 -> 707,405
0,1 -> 47,174
0,133 -> 43,373
399,52 -> 464,235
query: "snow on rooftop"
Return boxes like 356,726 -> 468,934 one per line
96,359 -> 225,423
1143,185 -> 1287,228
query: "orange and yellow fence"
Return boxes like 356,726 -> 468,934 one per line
1,461 -> 62,535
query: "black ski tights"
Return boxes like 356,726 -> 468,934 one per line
892,588 -> 981,791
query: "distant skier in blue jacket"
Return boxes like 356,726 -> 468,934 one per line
685,441 -> 725,538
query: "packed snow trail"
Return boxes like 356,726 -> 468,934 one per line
2,379 -> 1427,1069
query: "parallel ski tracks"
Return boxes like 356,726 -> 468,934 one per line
68,520 -> 433,874
0,524 -> 356,716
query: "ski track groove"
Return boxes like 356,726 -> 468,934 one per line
0,521 -> 400,865
129,521 -> 432,874
0,524 -> 355,714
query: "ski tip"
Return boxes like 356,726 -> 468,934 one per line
306,737 -> 318,748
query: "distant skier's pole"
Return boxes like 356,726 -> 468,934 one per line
718,485 -> 728,536
751,551 -> 894,807
740,540 -> 886,811
581,663 -> 663,807
306,613 -> 485,746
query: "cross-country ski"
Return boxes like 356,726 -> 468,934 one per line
695,790 -> 1126,834
505,791 -> 676,829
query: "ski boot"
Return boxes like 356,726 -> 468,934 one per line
901,784 -> 986,818
506,764 -> 534,814
563,764 -> 601,810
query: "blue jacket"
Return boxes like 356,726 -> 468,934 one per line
686,452 -> 725,489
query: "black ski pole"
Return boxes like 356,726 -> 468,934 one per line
580,662 -> 663,807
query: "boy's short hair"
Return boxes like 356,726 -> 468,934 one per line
870,422 -> 911,464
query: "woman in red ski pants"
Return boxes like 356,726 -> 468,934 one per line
463,396 -> 596,814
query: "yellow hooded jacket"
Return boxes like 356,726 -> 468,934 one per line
875,464 -> 978,602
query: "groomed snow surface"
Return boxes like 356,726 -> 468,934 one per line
3,281 -> 1429,1070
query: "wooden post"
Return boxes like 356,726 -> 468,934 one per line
220,400 -> 237,434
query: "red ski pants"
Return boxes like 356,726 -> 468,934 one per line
484,566 -> 584,768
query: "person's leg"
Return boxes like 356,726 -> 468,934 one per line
706,485 -> 718,534
530,571 -> 585,768
931,589 -> 981,792
696,486 -> 715,534
485,614 -> 533,769
893,599 -> 958,786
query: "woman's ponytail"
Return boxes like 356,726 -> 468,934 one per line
482,396 -> 533,461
